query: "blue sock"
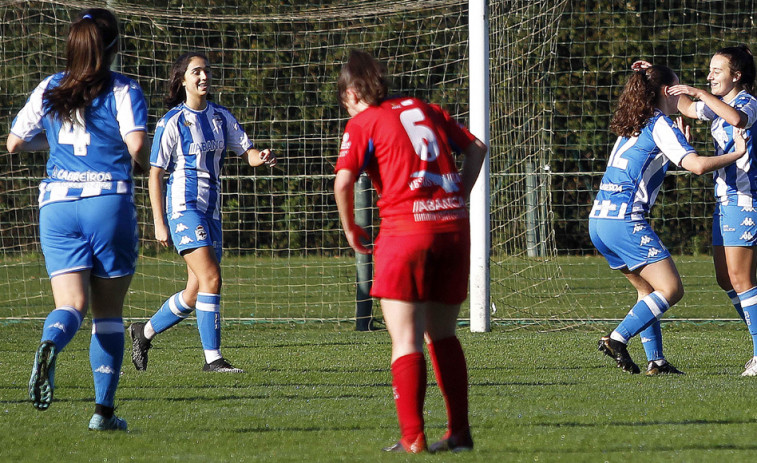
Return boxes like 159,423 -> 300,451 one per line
738,287 -> 757,357
90,318 -> 124,408
727,289 -> 746,322
196,293 -> 221,363
640,320 -> 663,362
41,306 -> 84,352
149,291 -> 194,334
614,291 -> 670,341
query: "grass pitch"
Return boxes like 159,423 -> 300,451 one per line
2,321 -> 757,462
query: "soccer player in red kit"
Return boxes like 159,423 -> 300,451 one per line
334,50 -> 488,453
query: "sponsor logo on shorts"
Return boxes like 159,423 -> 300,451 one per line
632,223 -> 645,234
179,236 -> 193,245
647,247 -> 661,258
195,225 -> 207,241
741,231 -> 754,241
175,223 -> 188,233
742,218 -> 755,226
723,225 -> 736,232
640,236 -> 652,246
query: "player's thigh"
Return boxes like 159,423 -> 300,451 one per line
636,257 -> 683,305
78,194 -> 138,278
424,302 -> 462,342
722,246 -> 757,291
381,298 -> 425,361
620,267 -> 654,300
49,271 -> 90,313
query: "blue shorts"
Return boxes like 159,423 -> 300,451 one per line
167,209 -> 222,262
589,218 -> 670,271
39,194 -> 138,278
712,202 -> 757,247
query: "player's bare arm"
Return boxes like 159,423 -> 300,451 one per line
6,132 -> 49,153
149,166 -> 170,247
334,169 -> 371,254
669,84 -> 745,126
680,127 -> 748,175
460,138 -> 488,200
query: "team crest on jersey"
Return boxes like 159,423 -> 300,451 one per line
741,231 -> 754,241
183,119 -> 193,127
213,115 -> 224,133
195,225 -> 208,241
647,247 -> 661,258
179,236 -> 194,245
742,218 -> 756,226
632,223 -> 645,234
175,223 -> 188,233
640,236 -> 652,246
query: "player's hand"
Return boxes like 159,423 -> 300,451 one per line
675,116 -> 691,143
734,127 -> 748,155
154,222 -> 171,247
631,60 -> 652,71
345,224 -> 372,255
667,84 -> 700,98
260,148 -> 277,167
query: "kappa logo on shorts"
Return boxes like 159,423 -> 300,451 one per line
742,218 -> 756,226
640,236 -> 652,246
175,223 -> 188,233
179,236 -> 193,245
632,223 -> 645,234
742,206 -> 756,212
647,247 -> 661,258
195,225 -> 207,241
741,231 -> 754,241
170,211 -> 184,219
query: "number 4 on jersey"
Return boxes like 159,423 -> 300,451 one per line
58,120 -> 91,156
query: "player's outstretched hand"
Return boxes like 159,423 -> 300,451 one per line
667,84 -> 702,99
345,224 -> 372,255
675,116 -> 691,143
631,60 -> 652,71
260,148 -> 277,167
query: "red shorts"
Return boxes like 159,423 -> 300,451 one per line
370,229 -> 470,304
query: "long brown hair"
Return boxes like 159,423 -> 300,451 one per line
164,52 -> 209,108
43,8 -> 119,125
715,44 -> 756,96
337,49 -> 388,107
610,65 -> 677,138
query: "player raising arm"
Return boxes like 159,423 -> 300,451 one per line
6,8 -> 148,431
591,64 -> 747,375
334,50 -> 487,453
663,46 -> 757,376
128,52 -> 275,374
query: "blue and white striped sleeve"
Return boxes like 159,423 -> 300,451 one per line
10,76 -> 52,141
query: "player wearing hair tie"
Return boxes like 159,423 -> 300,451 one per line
7,8 -> 148,431
591,63 -> 748,376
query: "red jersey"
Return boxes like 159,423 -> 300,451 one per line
335,97 -> 477,235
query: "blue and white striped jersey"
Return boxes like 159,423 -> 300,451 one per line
696,90 -> 757,207
590,110 -> 695,221
150,102 -> 253,220
10,72 -> 147,206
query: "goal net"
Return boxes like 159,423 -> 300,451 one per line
1,0 -> 576,327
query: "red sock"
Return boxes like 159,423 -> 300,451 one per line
428,336 -> 469,436
391,352 -> 427,446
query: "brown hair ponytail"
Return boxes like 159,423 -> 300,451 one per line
43,8 -> 119,125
